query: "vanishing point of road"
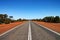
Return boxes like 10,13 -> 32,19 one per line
0,21 -> 60,40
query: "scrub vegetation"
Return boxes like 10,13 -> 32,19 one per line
33,16 -> 60,33
0,14 -> 28,24
32,16 -> 60,23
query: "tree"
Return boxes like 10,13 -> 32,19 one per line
42,16 -> 60,23
0,14 -> 5,23
17,18 -> 22,21
9,16 -> 13,19
54,16 -> 60,23
3,14 -> 8,18
42,17 -> 51,22
0,14 -> 14,24
4,18 -> 11,24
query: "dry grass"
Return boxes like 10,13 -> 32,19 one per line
35,21 -> 60,33
0,22 -> 23,34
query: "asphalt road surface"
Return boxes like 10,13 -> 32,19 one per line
0,21 -> 60,40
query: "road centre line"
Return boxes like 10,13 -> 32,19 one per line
28,21 -> 32,40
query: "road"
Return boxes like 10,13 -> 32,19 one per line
0,21 -> 60,40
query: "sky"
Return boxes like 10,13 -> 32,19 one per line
0,0 -> 60,19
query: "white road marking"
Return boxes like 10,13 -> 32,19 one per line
40,24 -> 60,36
33,22 -> 60,36
28,21 -> 32,40
0,23 -> 24,37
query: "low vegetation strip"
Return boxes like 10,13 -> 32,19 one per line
35,21 -> 60,33
0,22 -> 23,34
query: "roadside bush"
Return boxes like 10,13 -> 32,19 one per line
0,14 -> 15,24
32,16 -> 60,23
4,21 -> 10,24
42,16 -> 60,23
54,16 -> 60,23
43,16 -> 54,22
0,22 -> 2,24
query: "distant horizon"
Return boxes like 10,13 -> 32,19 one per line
0,13 -> 60,20
0,0 -> 60,19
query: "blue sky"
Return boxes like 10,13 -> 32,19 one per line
0,0 -> 60,19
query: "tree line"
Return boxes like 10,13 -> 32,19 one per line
0,14 -> 28,24
0,14 -> 60,23
0,14 -> 14,24
32,16 -> 60,23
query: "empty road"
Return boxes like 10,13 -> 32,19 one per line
0,21 -> 60,40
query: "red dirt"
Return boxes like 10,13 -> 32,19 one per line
35,21 -> 60,33
0,22 -> 23,34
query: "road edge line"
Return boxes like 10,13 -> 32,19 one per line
40,24 -> 60,36
34,22 -> 60,36
0,22 -> 25,37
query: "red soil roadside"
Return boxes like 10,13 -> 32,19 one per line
0,22 -> 23,34
35,21 -> 60,33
